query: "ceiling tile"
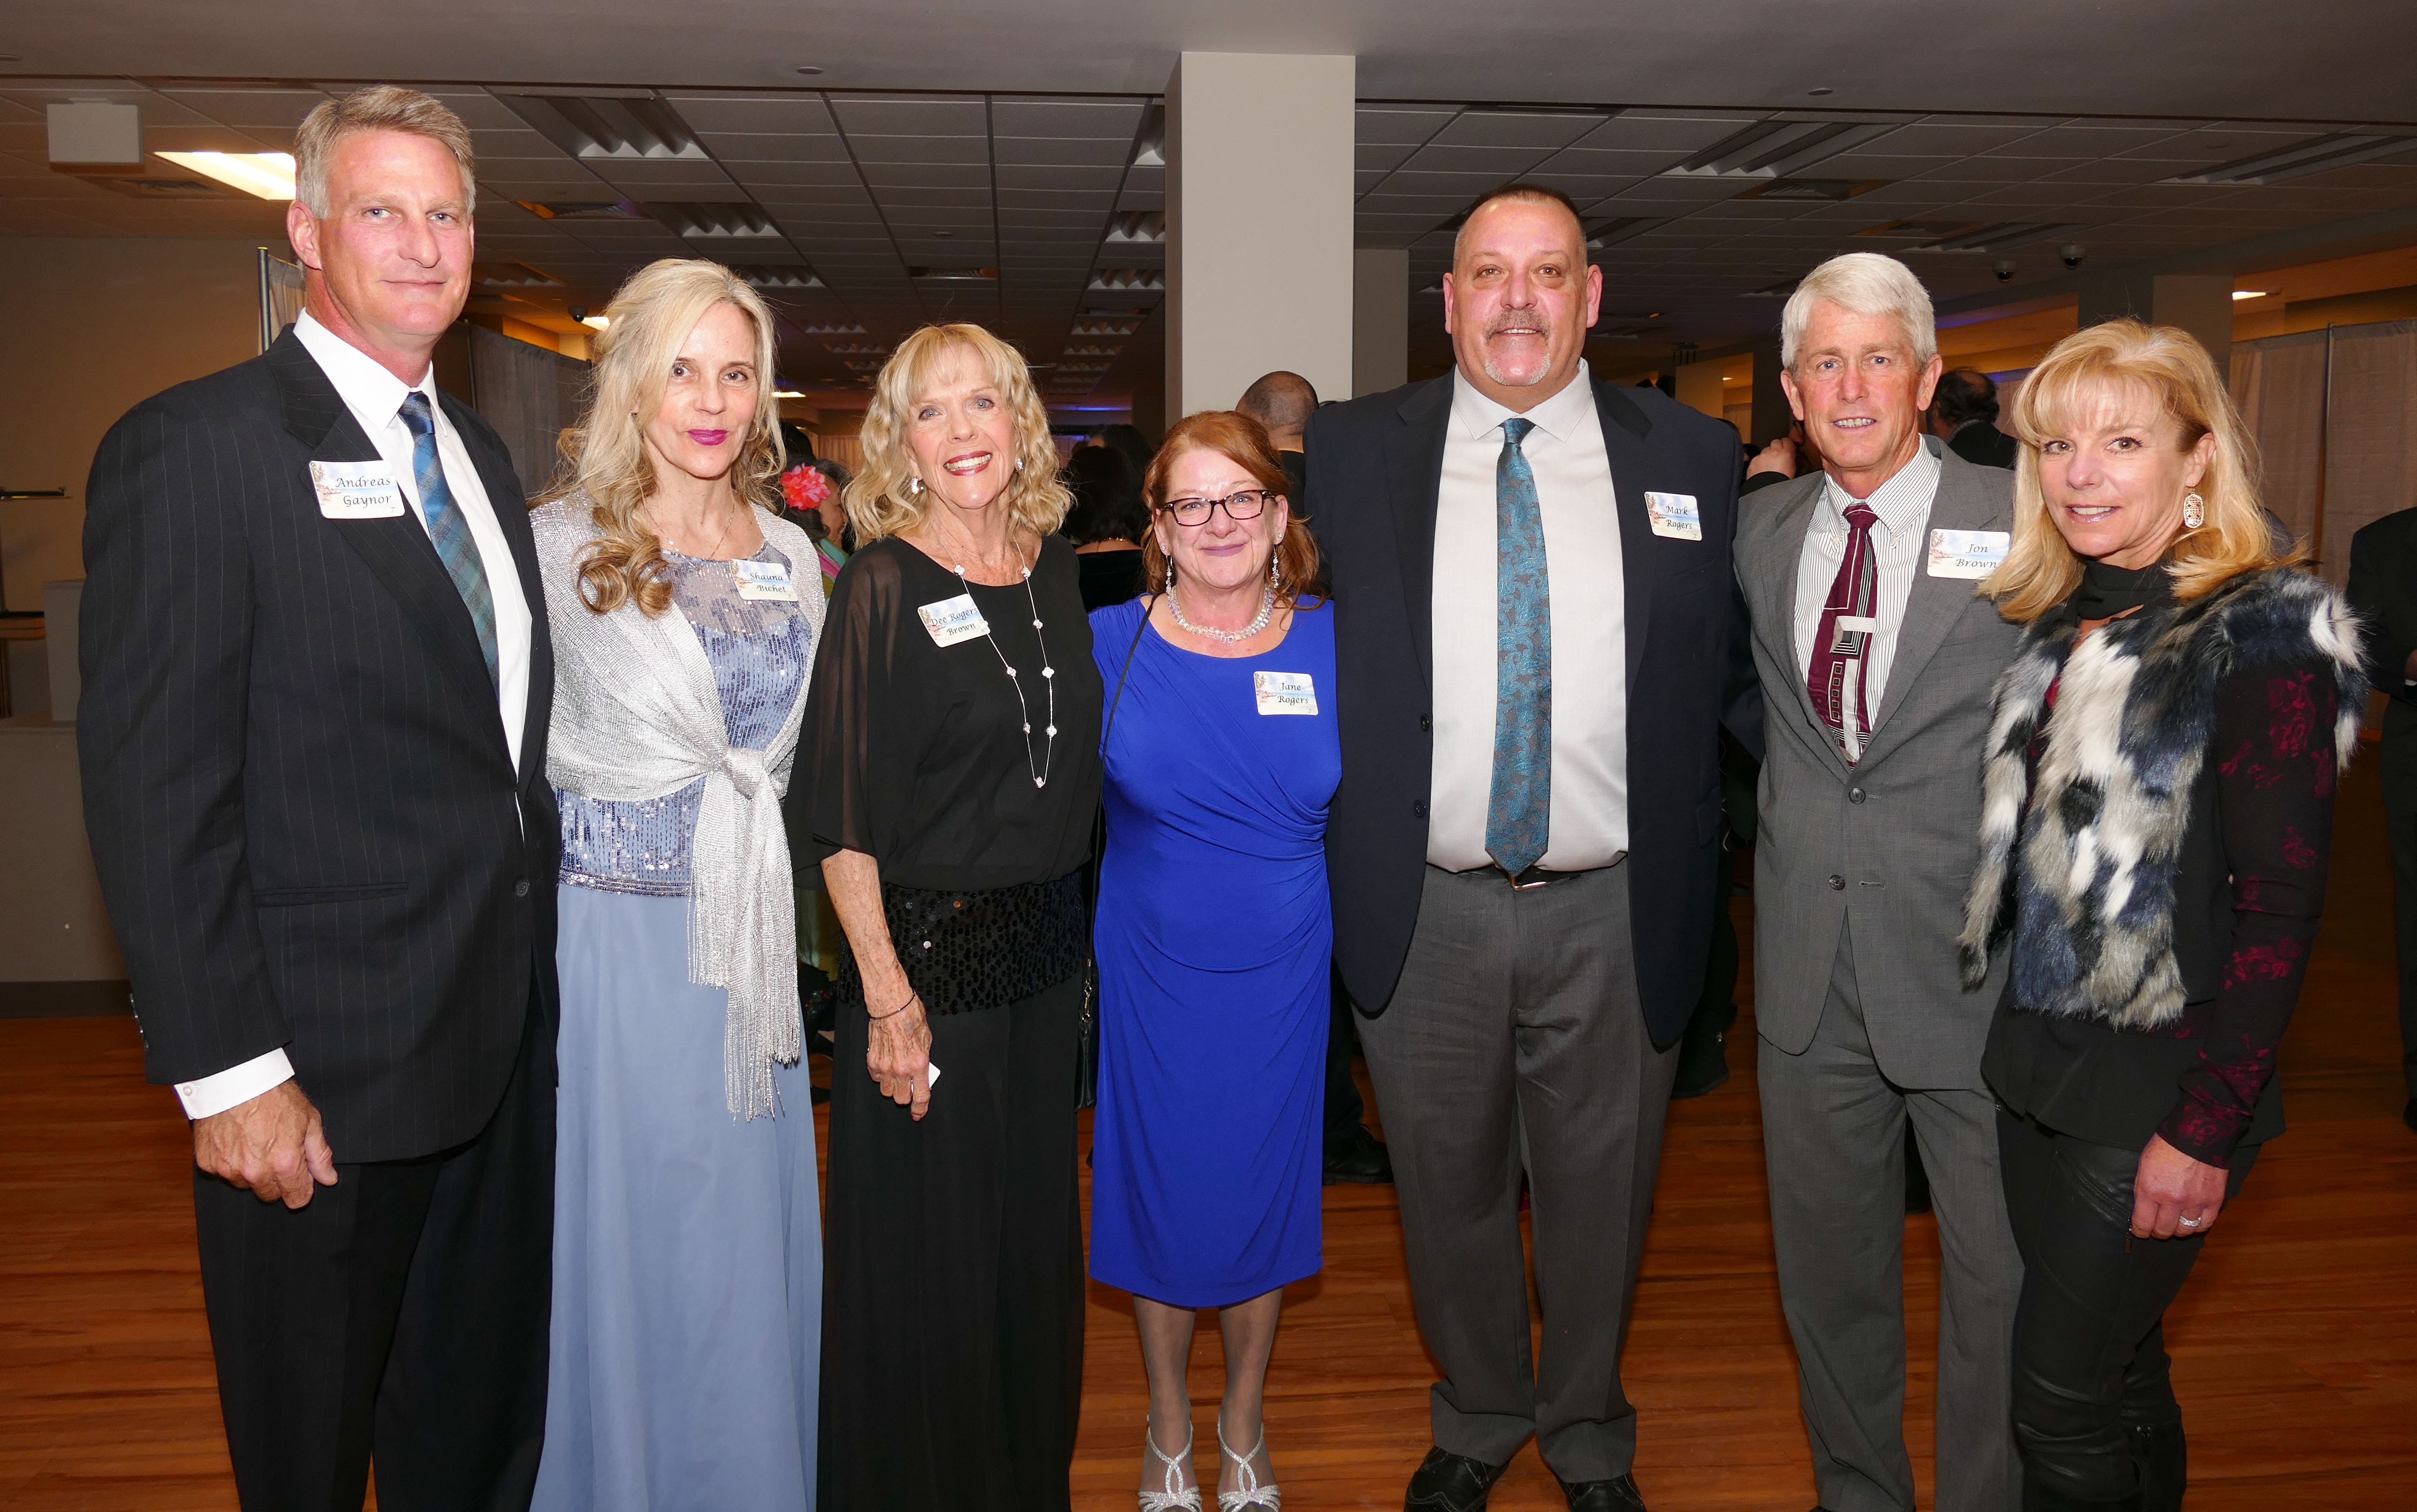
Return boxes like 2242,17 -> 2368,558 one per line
994,136 -> 1129,167
830,96 -> 989,138
860,162 -> 989,189
1573,115 -> 1757,154
1435,111 -> 1607,151
849,134 -> 990,166
732,160 -> 863,188
1399,143 -> 1551,176
1356,108 -> 1458,146
990,99 -> 1145,139
666,95 -> 839,136
700,133 -> 852,164
159,88 -> 330,129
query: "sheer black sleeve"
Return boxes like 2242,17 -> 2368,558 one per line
800,543 -> 904,865
2155,658 -> 2341,1166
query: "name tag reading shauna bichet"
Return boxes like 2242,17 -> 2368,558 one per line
1927,529 -> 2011,580
732,559 -> 800,602
309,459 -> 406,520
1253,671 -> 1318,716
917,593 -> 991,647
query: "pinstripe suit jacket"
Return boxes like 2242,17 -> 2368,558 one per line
79,329 -> 558,1163
1734,442 -> 2018,1089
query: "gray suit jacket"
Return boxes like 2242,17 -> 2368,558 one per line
1736,439 -> 2021,1089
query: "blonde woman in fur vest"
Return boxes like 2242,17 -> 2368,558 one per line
529,259 -> 824,1510
1958,320 -> 2365,1512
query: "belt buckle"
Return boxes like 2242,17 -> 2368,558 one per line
1503,864 -> 1550,890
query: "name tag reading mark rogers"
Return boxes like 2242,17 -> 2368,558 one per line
1644,492 -> 1703,541
1928,529 -> 2011,579
309,459 -> 406,519
1254,671 -> 1317,715
917,593 -> 990,647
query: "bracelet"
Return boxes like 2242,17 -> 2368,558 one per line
866,992 -> 921,1023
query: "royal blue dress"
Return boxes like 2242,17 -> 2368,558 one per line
1087,599 -> 1341,1309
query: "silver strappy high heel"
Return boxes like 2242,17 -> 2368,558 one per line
1216,1414 -> 1280,1511
1140,1417 -> 1203,1512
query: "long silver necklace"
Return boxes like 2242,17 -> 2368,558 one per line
1168,579 -> 1275,644
952,560 -> 1057,789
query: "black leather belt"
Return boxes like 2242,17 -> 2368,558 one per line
1488,863 -> 1588,889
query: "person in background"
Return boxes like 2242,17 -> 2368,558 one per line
783,455 -> 853,595
1089,410 -> 1338,1512
1963,319 -> 2364,1512
1736,251 -> 2028,1512
2347,503 -> 2417,1136
799,322 -> 1104,1512
1743,417 -> 1812,497
530,259 -> 823,1511
1099,421 -> 1159,491
1238,369 -> 1318,500
1930,367 -> 2020,469
1308,182 -> 1758,1512
1064,444 -> 1150,609
78,85 -> 557,1509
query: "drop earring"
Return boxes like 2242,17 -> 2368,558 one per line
2182,491 -> 2205,529
907,476 -> 924,497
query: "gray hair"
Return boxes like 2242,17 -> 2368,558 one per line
294,85 -> 476,218
1780,252 -> 1937,370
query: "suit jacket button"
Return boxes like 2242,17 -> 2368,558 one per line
1828,874 -> 1845,890
1849,787 -> 1866,803
1412,799 -> 1428,818
1419,713 -> 1432,732
514,878 -> 530,898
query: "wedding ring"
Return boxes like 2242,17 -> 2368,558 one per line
2178,1216 -> 2202,1228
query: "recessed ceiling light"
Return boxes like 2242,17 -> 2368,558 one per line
582,315 -> 610,331
1807,87 -> 1834,96
793,65 -> 824,76
2232,289 -> 2269,301
156,150 -> 295,200
773,389 -> 805,398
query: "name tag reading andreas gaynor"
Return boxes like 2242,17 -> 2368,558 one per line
917,593 -> 990,647
1253,671 -> 1318,715
309,459 -> 406,519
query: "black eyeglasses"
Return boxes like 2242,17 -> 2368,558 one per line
1155,489 -> 1276,528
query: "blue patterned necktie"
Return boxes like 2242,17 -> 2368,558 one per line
1486,416 -> 1551,876
397,391 -> 499,685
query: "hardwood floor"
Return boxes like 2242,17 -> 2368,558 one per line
4,752 -> 2410,1510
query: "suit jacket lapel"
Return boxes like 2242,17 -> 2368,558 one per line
1388,377 -> 1452,690
1592,381 -> 1659,690
1753,474 -> 1836,753
269,333 -> 508,762
1868,444 -> 2010,742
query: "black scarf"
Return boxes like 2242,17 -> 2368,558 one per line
2069,557 -> 2175,621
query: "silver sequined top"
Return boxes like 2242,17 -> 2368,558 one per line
558,542 -> 814,894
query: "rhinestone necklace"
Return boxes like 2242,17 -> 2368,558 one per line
952,562 -> 1057,789
1168,580 -> 1275,644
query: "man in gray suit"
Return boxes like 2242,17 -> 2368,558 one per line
1734,252 -> 2024,1512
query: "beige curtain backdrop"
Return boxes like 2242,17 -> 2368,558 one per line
2231,319 -> 2417,588
466,324 -> 593,500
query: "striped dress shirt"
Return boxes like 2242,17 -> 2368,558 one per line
1790,435 -> 1944,716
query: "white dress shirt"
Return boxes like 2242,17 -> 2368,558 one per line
175,313 -> 535,1120
1790,434 -> 1943,741
1428,362 -> 1629,873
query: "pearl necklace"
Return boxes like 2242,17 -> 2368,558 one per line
953,562 -> 1057,789
1168,581 -> 1275,644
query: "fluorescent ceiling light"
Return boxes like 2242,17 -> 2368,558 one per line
155,150 -> 295,200
581,315 -> 609,331
773,389 -> 804,399
2232,289 -> 2269,300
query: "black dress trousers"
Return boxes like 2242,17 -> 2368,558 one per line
193,989 -> 555,1512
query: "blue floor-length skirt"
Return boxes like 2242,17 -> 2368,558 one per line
534,885 -> 821,1512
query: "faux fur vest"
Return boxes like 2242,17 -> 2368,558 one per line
1956,566 -> 2366,1029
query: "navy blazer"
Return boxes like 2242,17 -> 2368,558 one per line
1304,373 -> 1760,1048
79,329 -> 559,1163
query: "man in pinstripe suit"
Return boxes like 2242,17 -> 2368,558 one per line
78,87 -> 557,1511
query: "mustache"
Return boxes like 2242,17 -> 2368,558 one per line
1485,305 -> 1551,339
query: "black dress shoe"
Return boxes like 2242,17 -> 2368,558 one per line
1555,1471 -> 1647,1511
1324,1123 -> 1395,1185
1404,1446 -> 1504,1512
1670,1028 -> 1729,1099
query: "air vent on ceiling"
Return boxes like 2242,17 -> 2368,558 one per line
515,199 -> 646,220
804,322 -> 868,335
1104,211 -> 1165,245
1903,221 -> 2088,253
1665,119 -> 1895,180
909,266 -> 998,281
78,175 -> 235,200
1088,268 -> 1165,292
473,261 -> 563,288
1857,219 -> 1987,240
649,202 -> 778,240
822,342 -> 887,355
1062,344 -> 1123,358
1739,177 -> 1886,201
1741,278 -> 1802,299
1131,104 -> 1166,168
2164,133 -> 2417,186
500,92 -> 704,162
1071,319 -> 1139,336
730,265 -> 824,290
1584,216 -> 1665,250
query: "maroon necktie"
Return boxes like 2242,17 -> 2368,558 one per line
1807,502 -> 1880,763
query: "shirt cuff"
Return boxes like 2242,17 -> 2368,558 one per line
175,1048 -> 296,1120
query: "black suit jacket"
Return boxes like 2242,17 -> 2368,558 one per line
79,329 -> 559,1163
1305,374 -> 1761,1047
1948,419 -> 2019,470
2347,506 -> 2417,816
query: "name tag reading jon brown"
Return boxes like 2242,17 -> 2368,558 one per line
918,593 -> 990,647
1927,529 -> 2011,579
1254,670 -> 1317,715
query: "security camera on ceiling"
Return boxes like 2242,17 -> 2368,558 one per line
1994,259 -> 2017,282
2061,245 -> 2087,269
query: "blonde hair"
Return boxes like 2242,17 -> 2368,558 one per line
1983,319 -> 2297,623
844,325 -> 1071,544
1782,252 -> 1937,369
294,85 -> 476,217
544,259 -> 786,616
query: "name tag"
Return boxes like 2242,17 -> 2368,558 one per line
1253,670 -> 1318,716
1928,529 -> 2011,579
917,593 -> 990,647
309,459 -> 405,520
1644,491 -> 1702,541
732,559 -> 799,602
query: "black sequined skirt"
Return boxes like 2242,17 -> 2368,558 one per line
836,870 -> 1088,1017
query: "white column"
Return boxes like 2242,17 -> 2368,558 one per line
1353,247 -> 1409,398
1165,52 -> 1355,418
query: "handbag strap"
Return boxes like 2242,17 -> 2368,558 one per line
1101,594 -> 1153,753
1084,598 -> 1153,974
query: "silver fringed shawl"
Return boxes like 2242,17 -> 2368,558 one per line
534,495 -> 822,1118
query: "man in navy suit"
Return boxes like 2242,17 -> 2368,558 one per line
1305,185 -> 1758,1512
79,86 -> 556,1511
